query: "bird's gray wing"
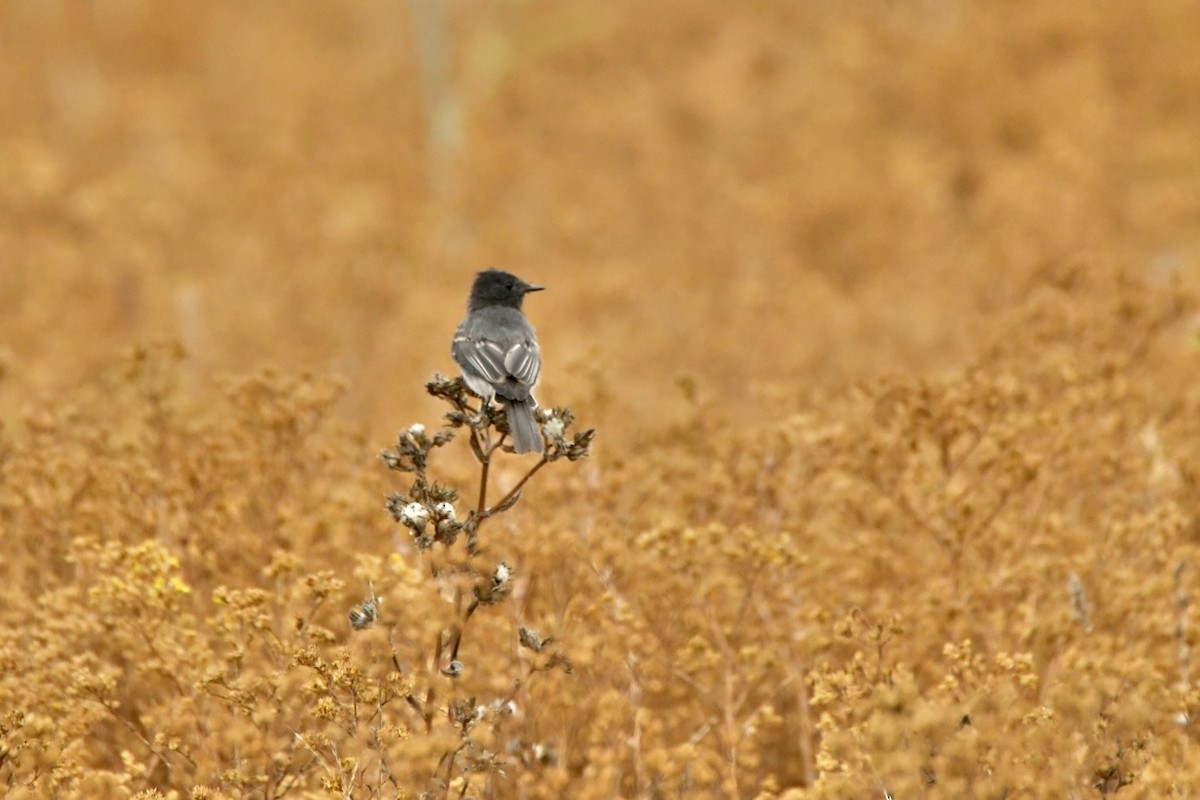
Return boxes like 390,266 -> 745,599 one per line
504,339 -> 541,387
452,332 -> 510,384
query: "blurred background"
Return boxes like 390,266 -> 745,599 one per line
1,0 -> 1199,442
6,4 -> 1200,796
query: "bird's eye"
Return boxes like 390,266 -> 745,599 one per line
506,281 -> 515,289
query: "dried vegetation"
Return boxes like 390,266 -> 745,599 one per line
3,1 -> 1200,798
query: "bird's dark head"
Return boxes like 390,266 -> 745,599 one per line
467,269 -> 544,312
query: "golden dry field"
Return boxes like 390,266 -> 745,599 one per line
3,2 -> 1200,798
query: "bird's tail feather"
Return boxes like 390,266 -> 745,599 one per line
506,400 -> 543,454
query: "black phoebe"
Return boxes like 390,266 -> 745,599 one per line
452,269 -> 545,454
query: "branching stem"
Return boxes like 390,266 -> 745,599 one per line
474,429 -> 508,517
481,457 -> 548,521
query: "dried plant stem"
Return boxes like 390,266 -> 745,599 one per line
89,690 -> 197,776
754,594 -> 816,787
481,457 -> 548,521
473,424 -> 497,516
476,462 -> 488,513
794,663 -> 816,788
1176,560 -> 1192,697
626,659 -> 646,799
383,376 -> 594,796
708,614 -> 744,799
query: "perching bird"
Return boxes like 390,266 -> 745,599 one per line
451,269 -> 545,453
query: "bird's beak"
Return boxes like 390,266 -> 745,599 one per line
524,283 -> 545,293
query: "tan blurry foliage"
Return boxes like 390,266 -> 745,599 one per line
3,1 -> 1200,798
563,270 -> 1200,798
0,344 -> 390,798
3,1 -> 1200,445
0,279 -> 1198,799
0,342 -> 599,799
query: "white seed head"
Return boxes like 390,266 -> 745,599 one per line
493,561 -> 512,586
408,423 -> 426,437
401,502 -> 430,527
434,501 -> 456,520
542,415 -> 565,439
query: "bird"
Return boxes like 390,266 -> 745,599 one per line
451,269 -> 545,454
